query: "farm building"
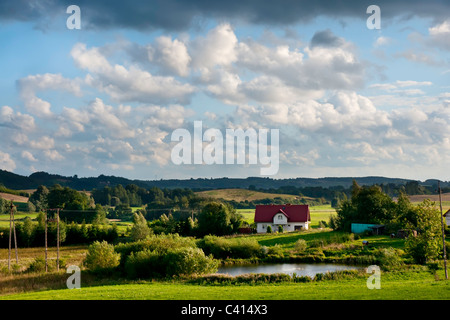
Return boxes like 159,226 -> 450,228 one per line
351,223 -> 385,235
445,209 -> 450,226
254,204 -> 310,233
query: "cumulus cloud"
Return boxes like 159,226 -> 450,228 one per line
0,152 -> 16,172
17,73 -> 82,118
21,151 -> 38,162
428,19 -> 450,50
71,43 -> 195,104
0,106 -> 35,131
149,36 -> 191,77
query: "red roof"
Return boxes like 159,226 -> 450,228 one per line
254,204 -> 310,223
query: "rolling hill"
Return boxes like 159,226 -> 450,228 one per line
195,188 -> 311,202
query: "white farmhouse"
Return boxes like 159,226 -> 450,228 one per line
254,204 -> 310,233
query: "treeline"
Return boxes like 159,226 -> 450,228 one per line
91,184 -> 201,209
0,214 -> 119,248
250,180 -> 436,207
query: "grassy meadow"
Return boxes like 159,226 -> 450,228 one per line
1,266 -> 448,300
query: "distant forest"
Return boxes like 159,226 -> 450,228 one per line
0,169 -> 448,193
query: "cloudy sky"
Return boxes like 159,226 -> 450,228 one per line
1,0 -> 450,181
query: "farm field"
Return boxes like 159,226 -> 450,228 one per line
0,193 -> 29,203
195,188 -> 308,202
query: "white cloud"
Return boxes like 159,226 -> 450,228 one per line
21,151 -> 37,162
374,36 -> 392,47
0,152 -> 16,172
29,136 -> 55,150
17,73 -> 82,118
71,43 -> 195,104
191,23 -> 238,73
149,36 -> 191,77
0,106 -> 35,131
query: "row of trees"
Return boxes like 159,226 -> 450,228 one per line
91,184 -> 199,209
128,202 -> 244,241
251,180 -> 435,207
29,185 -> 94,212
0,212 -> 119,248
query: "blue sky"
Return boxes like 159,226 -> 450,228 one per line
1,1 -> 450,181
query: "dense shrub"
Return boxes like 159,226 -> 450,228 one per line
375,247 -> 404,269
294,239 -> 307,253
197,235 -> 262,259
308,233 -> 354,248
25,257 -> 65,273
124,247 -> 218,279
84,241 -> 121,273
115,234 -> 196,256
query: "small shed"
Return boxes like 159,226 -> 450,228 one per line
351,223 -> 385,235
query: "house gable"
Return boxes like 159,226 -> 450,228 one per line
254,204 -> 310,223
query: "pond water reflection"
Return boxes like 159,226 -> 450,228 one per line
217,263 -> 362,278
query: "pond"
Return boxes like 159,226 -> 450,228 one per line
217,263 -> 363,278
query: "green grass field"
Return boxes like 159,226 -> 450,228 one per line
1,269 -> 448,300
0,212 -> 38,228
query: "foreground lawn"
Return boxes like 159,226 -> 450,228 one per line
1,269 -> 448,300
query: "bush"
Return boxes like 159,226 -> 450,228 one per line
294,239 -> 307,253
197,235 -> 262,259
115,234 -> 197,259
266,225 -> 272,233
375,247 -> 404,269
26,257 -> 47,273
84,241 -> 121,273
124,247 -> 219,279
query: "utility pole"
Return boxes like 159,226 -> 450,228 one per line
8,201 -> 18,271
45,208 -> 61,272
56,208 -> 60,271
45,209 -> 48,272
438,182 -> 448,280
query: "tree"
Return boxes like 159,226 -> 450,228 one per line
196,202 -> 242,237
130,212 -> 151,241
335,182 -> 396,231
29,185 -> 49,212
405,199 -> 443,264
47,185 -> 92,210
